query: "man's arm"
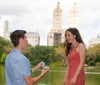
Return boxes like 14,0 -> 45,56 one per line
31,62 -> 43,72
24,68 -> 49,85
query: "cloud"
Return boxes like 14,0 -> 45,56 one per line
0,5 -> 30,16
0,0 -> 100,46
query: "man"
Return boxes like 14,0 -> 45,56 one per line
5,30 -> 49,85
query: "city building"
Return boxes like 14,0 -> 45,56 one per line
47,1 -> 79,46
3,20 -> 40,46
88,34 -> 100,47
3,20 -> 10,40
47,1 -> 66,46
26,32 -> 40,46
68,2 -> 79,29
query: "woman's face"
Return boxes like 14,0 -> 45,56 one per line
65,31 -> 76,43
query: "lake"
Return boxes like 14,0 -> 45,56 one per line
0,65 -> 100,85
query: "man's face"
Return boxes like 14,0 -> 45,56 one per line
21,34 -> 28,50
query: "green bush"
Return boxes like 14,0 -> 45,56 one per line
0,53 -> 7,64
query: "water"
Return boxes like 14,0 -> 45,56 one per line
0,65 -> 100,85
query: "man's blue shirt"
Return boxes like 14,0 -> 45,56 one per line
5,48 -> 31,85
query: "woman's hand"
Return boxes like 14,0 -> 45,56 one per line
63,78 -> 67,85
71,76 -> 77,85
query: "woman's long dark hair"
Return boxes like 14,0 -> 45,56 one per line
64,28 -> 84,57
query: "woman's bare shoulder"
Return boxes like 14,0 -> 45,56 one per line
79,43 -> 86,49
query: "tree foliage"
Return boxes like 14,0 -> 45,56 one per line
0,53 -> 7,64
0,37 -> 12,64
87,44 -> 100,66
0,37 -> 12,56
28,45 -> 56,65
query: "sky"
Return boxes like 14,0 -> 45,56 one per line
0,0 -> 100,47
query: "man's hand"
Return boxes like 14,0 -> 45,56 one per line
37,62 -> 43,68
32,61 -> 43,72
24,67 -> 49,85
40,68 -> 49,77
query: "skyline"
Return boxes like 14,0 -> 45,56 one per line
0,0 -> 100,47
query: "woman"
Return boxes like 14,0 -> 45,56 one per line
63,28 -> 86,85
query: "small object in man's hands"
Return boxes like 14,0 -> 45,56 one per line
42,61 -> 45,68
44,66 -> 49,70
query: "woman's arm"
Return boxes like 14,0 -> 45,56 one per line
71,43 -> 86,85
63,59 -> 69,85
64,65 -> 69,79
74,43 -> 86,78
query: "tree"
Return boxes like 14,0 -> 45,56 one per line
0,37 -> 12,64
87,44 -> 100,66
0,37 -> 11,57
28,45 -> 56,66
0,53 -> 7,64
53,42 -> 64,48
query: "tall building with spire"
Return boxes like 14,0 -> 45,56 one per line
53,1 -> 62,29
47,1 -> 65,46
68,1 -> 79,29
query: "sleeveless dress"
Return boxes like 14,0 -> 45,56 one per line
67,43 -> 85,85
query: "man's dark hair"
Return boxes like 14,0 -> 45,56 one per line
10,30 -> 26,47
